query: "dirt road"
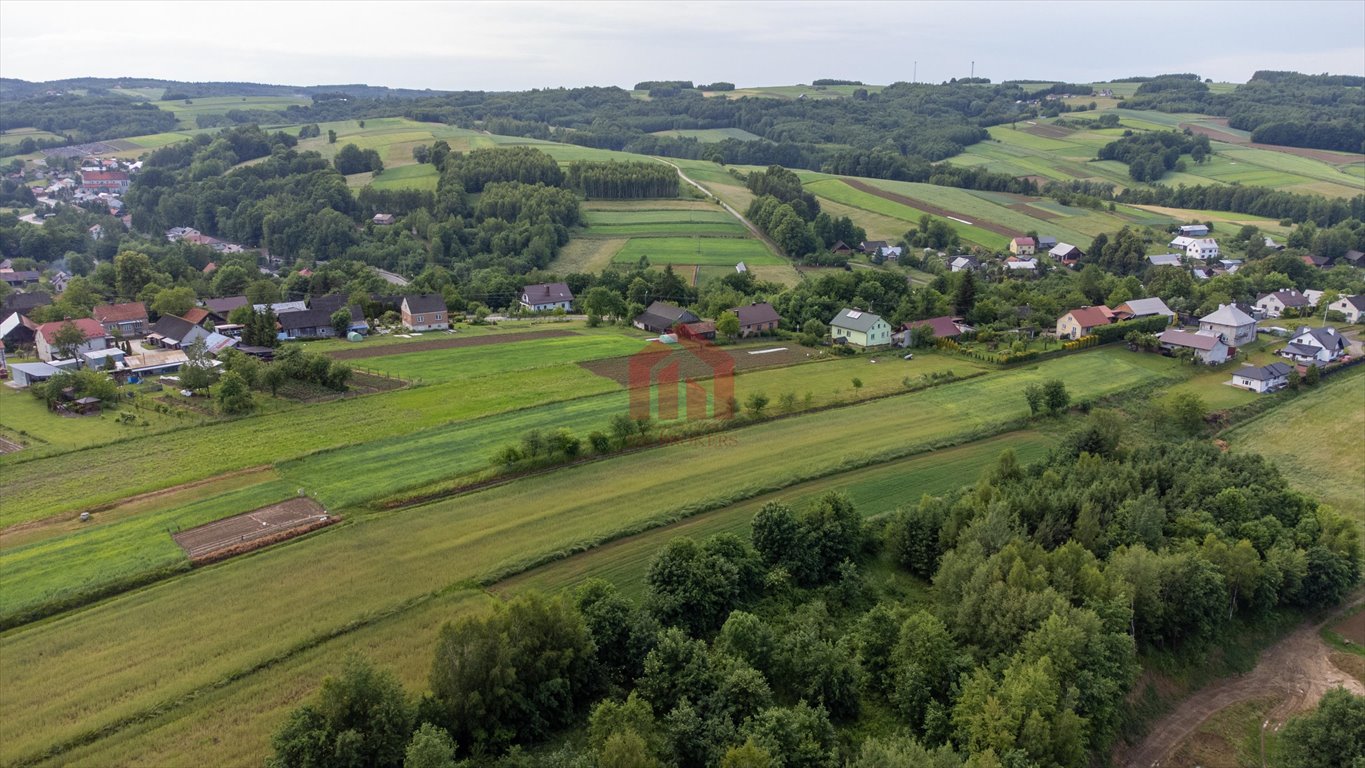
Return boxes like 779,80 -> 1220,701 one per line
1118,596 -> 1365,768
657,159 -> 786,260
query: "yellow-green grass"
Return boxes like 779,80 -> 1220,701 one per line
500,430 -> 1055,600
585,209 -> 738,225
108,86 -> 166,100
1165,697 -> 1278,768
39,589 -> 494,768
290,118 -> 496,168
367,163 -> 439,191
583,199 -> 720,212
1223,367 -> 1365,523
550,237 -> 630,273
0,383 -> 188,457
650,127 -> 764,142
805,177 -> 1010,249
0,127 -> 64,147
0,365 -> 621,526
713,84 -> 886,101
152,96 -> 310,129
302,319 -> 600,354
582,208 -> 746,238
0,349 -> 1181,766
749,264 -> 804,287
614,237 -> 782,266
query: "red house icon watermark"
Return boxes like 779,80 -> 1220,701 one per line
627,326 -> 735,421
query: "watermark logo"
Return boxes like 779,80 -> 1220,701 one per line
628,325 -> 735,421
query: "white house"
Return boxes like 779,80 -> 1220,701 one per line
1198,303 -> 1257,347
950,256 -> 980,273
1170,236 -> 1219,261
519,282 -> 575,312
1158,329 -> 1230,364
1278,326 -> 1348,366
1328,294 -> 1365,324
1254,290 -> 1311,319
1230,362 -> 1292,393
35,318 -> 110,362
830,309 -> 892,348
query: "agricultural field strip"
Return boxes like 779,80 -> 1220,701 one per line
0,349 -> 1180,764
41,433 -> 1047,768
612,236 -> 783,265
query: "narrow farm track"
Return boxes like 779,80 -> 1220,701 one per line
1118,595 -> 1365,768
658,158 -> 787,260
842,178 -> 1019,238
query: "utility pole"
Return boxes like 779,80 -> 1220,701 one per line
971,61 -> 975,78
913,61 -> 917,83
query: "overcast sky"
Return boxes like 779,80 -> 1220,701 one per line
3,1 -> 1363,91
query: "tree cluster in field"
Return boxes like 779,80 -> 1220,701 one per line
1119,72 -> 1364,153
1096,129 -> 1211,182
333,143 -> 384,175
564,160 -> 679,199
440,146 -> 564,192
743,166 -> 867,260
0,93 -> 178,144
270,422 -> 1361,768
1114,184 -> 1364,228
219,345 -> 349,397
29,368 -> 118,409
812,79 -> 864,86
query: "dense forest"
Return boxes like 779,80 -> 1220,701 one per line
266,424 -> 1362,767
1096,129 -> 1211,181
1119,72 -> 1365,153
0,92 -> 178,143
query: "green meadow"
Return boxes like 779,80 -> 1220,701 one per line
614,236 -> 782,266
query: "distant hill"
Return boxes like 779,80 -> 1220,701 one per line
0,77 -> 451,102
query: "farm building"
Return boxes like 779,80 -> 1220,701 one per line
1328,294 -> 1364,324
400,294 -> 449,331
1147,253 -> 1183,268
1,312 -> 38,349
122,350 -> 191,382
1198,304 -> 1257,347
950,255 -> 980,272
8,361 -> 61,387
898,316 -> 971,346
731,302 -> 781,337
2,291 -> 52,317
92,302 -> 149,337
680,320 -> 717,340
81,348 -> 125,370
1301,254 -> 1332,269
1278,326 -> 1347,366
1158,329 -> 1230,364
0,270 -> 40,288
254,301 -> 308,315
373,213 -> 396,225
519,283 -> 575,312
1113,298 -> 1174,321
202,295 -> 249,320
1230,362 -> 1292,393
1056,306 -> 1114,340
1048,243 -> 1083,266
1009,237 -> 1036,256
1036,236 -> 1058,250
859,240 -> 888,255
35,318 -> 110,362
1178,224 -> 1210,237
146,314 -> 211,350
277,309 -> 336,340
1254,290 -> 1311,319
830,309 -> 891,348
1342,250 -> 1365,267
634,301 -> 700,334
830,241 -> 853,254
1004,256 -> 1037,272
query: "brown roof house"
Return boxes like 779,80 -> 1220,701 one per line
1009,237 -> 1036,256
1158,329 -> 1230,364
519,283 -> 575,313
731,302 -> 781,337
36,318 -> 110,361
92,302 -> 149,337
401,294 -> 449,331
1055,306 -> 1114,340
898,316 -> 972,346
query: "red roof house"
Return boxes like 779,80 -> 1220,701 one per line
36,318 -> 110,361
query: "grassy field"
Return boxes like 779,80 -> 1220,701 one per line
650,127 -> 764,142
613,236 -> 784,266
152,96 -> 310,129
0,127 -> 64,147
0,383 -> 189,457
368,162 -> 440,191
352,333 -> 644,383
500,430 -> 1055,600
0,347 -> 1182,767
582,208 -> 747,238
1223,367 -> 1365,524
548,237 -> 630,273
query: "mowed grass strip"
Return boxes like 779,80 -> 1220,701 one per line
613,237 -> 783,266
0,349 -> 1180,765
359,334 -> 645,384
499,430 -> 1055,600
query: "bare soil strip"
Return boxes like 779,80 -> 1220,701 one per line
172,497 -> 331,562
842,179 -> 1019,238
326,329 -> 578,361
1117,596 -> 1365,768
1180,122 -> 1363,166
1009,202 -> 1061,220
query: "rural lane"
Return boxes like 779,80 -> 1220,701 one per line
656,158 -> 788,262
1117,595 -> 1365,768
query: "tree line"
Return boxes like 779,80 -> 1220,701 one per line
1096,129 -> 1211,182
565,160 -> 679,199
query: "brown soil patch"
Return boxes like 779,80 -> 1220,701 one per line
0,434 -> 23,453
843,179 -> 1018,238
580,344 -> 815,387
173,497 -> 332,562
1181,122 -> 1364,165
1024,123 -> 1074,139
327,329 -> 578,361
1332,609 -> 1365,644
1008,202 -> 1060,220
1116,596 -> 1365,768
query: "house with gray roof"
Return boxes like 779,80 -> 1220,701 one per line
830,308 -> 891,348
1230,362 -> 1292,393
634,301 -> 700,334
1328,294 -> 1365,324
1147,253 -> 1183,268
1158,329 -> 1230,364
1114,297 -> 1174,321
1198,303 -> 1257,347
1254,290 -> 1311,319
520,282 -> 575,312
1278,326 -> 1347,366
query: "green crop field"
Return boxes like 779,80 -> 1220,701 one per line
650,127 -> 764,142
581,207 -> 747,238
344,334 -> 645,384
548,237 -> 630,273
804,177 -> 1012,249
501,430 -> 1056,600
0,347 -> 1183,767
153,95 -> 311,129
1223,368 -> 1365,524
367,162 -> 439,191
613,236 -> 783,266
0,127 -> 64,147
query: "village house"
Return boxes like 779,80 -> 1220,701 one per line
400,294 -> 450,331
1009,237 -> 1036,256
731,302 -> 781,337
1301,254 -> 1332,269
79,170 -> 130,193
1254,290 -> 1311,319
1047,243 -> 1083,267
0,270 -> 41,288
2,291 -> 52,317
829,241 -> 853,255
1342,250 -> 1365,268
373,213 -> 396,226
897,315 -> 972,346
859,240 -> 888,255
0,312 -> 38,350
1113,297 -> 1174,322
1158,329 -> 1230,364
35,318 -> 110,362
519,282 -> 575,312
1278,326 -> 1347,366
92,301 -> 149,337
254,301 -> 308,315
634,301 -> 700,334
1328,294 -> 1364,324
1230,362 -> 1292,393
145,314 -> 212,350
1198,303 -> 1257,347
949,255 -> 980,272
830,308 -> 891,348
202,295 -> 250,321
277,309 -> 337,340
1169,236 -> 1220,261
1055,306 -> 1114,340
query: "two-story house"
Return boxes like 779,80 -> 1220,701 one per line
830,308 -> 891,348
401,294 -> 450,331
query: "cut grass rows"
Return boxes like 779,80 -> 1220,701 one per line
0,349 -> 1180,766
613,236 -> 782,265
